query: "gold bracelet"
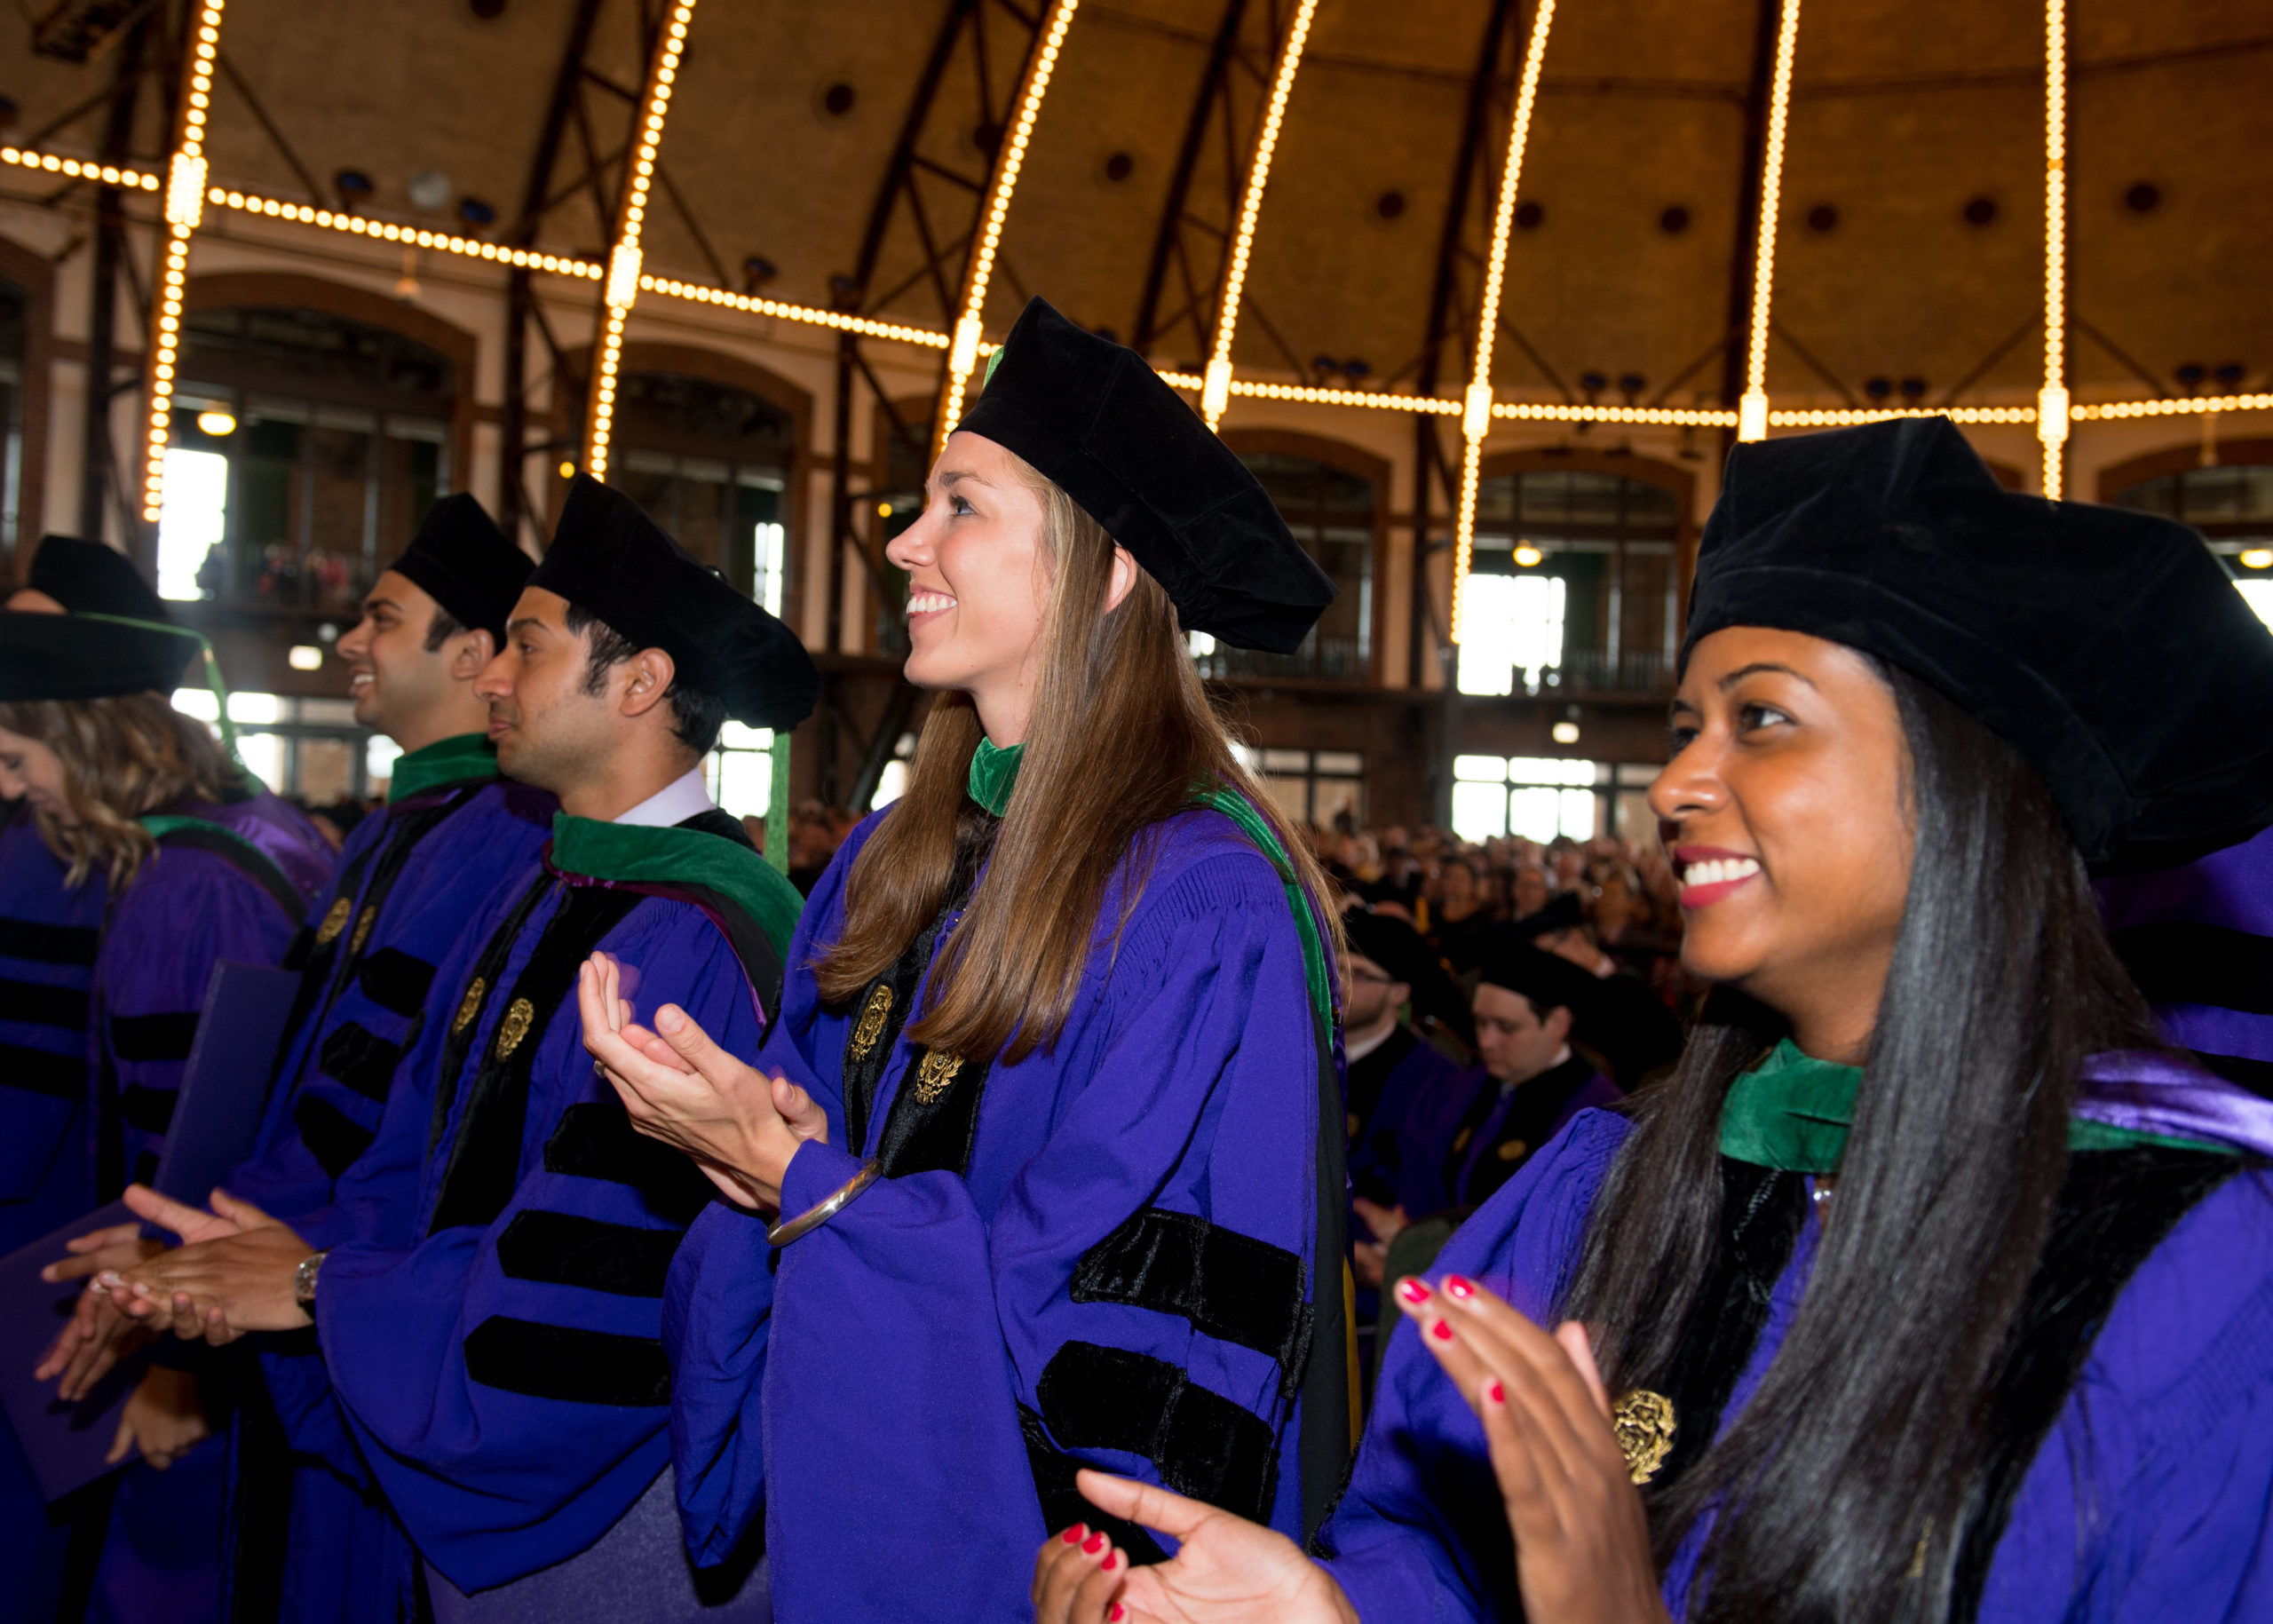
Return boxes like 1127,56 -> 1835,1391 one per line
766,1158 -> 883,1247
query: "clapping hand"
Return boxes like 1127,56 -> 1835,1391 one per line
1032,1470 -> 1357,1624
576,953 -> 828,1212
1392,1275 -> 1670,1624
100,1185 -> 315,1343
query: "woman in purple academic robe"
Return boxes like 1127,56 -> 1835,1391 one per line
581,297 -> 1352,1620
1031,419 -> 2273,1624
0,610 -> 328,1624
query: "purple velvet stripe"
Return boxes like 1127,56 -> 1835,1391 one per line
2078,1050 -> 2273,1156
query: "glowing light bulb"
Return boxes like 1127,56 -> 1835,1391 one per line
1514,544 -> 1544,567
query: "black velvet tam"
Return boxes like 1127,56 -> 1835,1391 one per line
1683,417 -> 2273,868
384,495 -> 532,643
1509,891 -> 1584,941
0,609 -> 202,701
25,535 -> 167,622
528,476 -> 819,733
1342,907 -> 1438,990
1473,932 -> 1603,1022
954,297 -> 1334,654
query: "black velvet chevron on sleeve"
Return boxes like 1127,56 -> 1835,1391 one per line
317,1022 -> 404,1105
0,1041 -> 90,1098
1020,1404 -> 1169,1566
1035,1341 -> 1279,1524
542,1101 -> 714,1224
0,978 -> 89,1030
110,1010 -> 201,1062
0,915 -> 99,964
1073,1208 -> 1311,1395
494,1209 -> 682,1297
463,1316 -> 672,1406
357,947 -> 438,1019
292,1092 -> 376,1180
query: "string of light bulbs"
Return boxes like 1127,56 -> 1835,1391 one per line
1448,0 -> 1560,646
1735,0 -> 1804,444
1199,0 -> 1321,430
933,0 -> 1084,456
138,0 -> 227,524
2037,0 -> 2069,498
580,0 -> 698,482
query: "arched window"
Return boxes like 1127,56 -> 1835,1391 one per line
2106,445 -> 2273,630
1459,461 -> 1684,698
1200,435 -> 1382,683
161,303 -> 457,608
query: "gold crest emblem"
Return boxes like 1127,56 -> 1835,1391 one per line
847,983 -> 892,1061
315,897 -> 352,945
452,976 -> 487,1034
1612,1390 -> 1677,1485
913,1050 -> 964,1104
1495,1138 -> 1530,1162
493,997 -> 535,1059
348,905 -> 377,956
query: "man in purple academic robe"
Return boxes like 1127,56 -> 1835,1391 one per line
98,478 -> 814,1622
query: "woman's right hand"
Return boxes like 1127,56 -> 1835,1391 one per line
36,1221 -> 163,1398
1031,1470 -> 1358,1624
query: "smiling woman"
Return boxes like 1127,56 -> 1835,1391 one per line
1026,416 -> 2273,1624
578,297 -> 1356,1619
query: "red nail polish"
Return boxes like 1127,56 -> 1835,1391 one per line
1443,1274 -> 1476,1301
1082,1532 -> 1107,1555
1486,1381 -> 1506,1404
1430,1319 -> 1453,1342
1060,1525 -> 1083,1544
1109,1607 -> 1127,1621
1396,1277 -> 1430,1304
1101,1552 -> 1120,1572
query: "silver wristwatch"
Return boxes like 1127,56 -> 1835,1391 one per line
292,1248 -> 330,1310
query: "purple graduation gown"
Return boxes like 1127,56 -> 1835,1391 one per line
223,749 -> 557,1624
307,817 -> 781,1614
88,788 -> 330,1624
664,804 -> 1335,1619
1393,1054 -> 1621,1220
0,804 -> 107,1622
1319,1111 -> 2273,1621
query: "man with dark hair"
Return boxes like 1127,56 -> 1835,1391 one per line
1512,890 -> 1684,1088
99,476 -> 818,1620
35,494 -> 558,1621
1363,937 -> 1621,1347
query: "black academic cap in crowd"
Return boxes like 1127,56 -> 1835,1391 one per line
955,297 -> 1335,654
25,535 -> 168,622
1683,416 -> 2273,867
383,495 -> 531,644
1474,931 -> 1603,1023
529,476 -> 819,732
1509,891 -> 1585,941
1344,906 -> 1474,1043
0,609 -> 202,701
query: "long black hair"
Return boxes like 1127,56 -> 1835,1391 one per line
1562,661 -> 2159,1622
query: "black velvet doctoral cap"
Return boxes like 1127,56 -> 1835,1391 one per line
0,609 -> 202,701
25,535 -> 168,622
1342,907 -> 1437,990
954,297 -> 1334,654
384,495 -> 532,643
1683,417 -> 2273,867
1474,932 -> 1603,1023
1509,891 -> 1585,941
528,476 -> 820,732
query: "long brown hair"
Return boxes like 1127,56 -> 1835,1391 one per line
0,693 -> 241,890
815,463 -> 1341,1065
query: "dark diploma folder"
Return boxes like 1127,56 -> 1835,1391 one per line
0,960 -> 301,1501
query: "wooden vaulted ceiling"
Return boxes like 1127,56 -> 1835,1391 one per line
8,0 -> 2272,408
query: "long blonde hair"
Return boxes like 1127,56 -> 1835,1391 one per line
0,693 -> 240,889
815,462 -> 1342,1065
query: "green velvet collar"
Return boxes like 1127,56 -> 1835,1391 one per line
387,733 -> 501,803
549,813 -> 805,963
968,739 -> 1024,817
1720,1037 -> 2216,1172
